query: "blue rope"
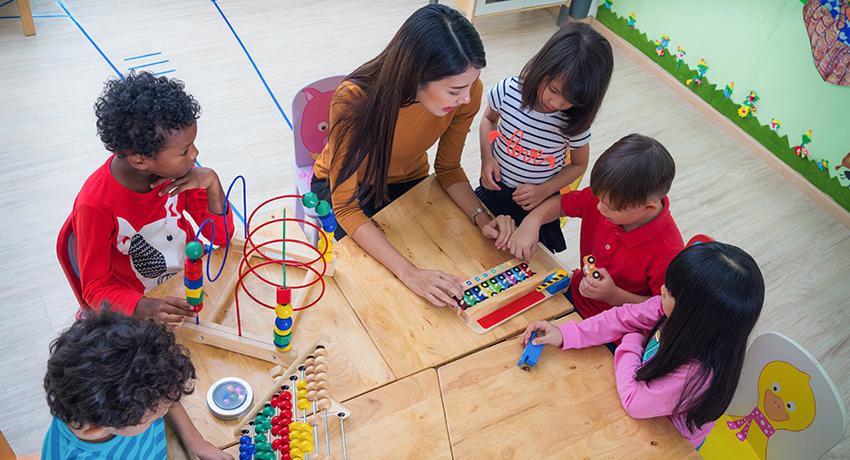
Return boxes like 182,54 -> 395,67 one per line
192,175 -> 248,283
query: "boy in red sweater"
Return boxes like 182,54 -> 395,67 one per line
72,72 -> 233,326
508,134 -> 683,318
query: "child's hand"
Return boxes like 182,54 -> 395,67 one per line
480,156 -> 502,190
522,320 -> 564,348
507,221 -> 539,261
153,167 -> 220,197
185,436 -> 234,460
512,183 -> 549,211
481,215 -> 516,251
135,296 -> 196,328
578,267 -> 619,304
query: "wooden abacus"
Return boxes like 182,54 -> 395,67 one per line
453,255 -> 572,334
236,342 -> 350,460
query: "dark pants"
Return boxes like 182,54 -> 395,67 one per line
474,182 -> 566,253
311,176 -> 426,239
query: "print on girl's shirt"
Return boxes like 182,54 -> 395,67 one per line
489,129 -> 556,168
116,195 -> 186,289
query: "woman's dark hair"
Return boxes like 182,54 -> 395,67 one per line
636,242 -> 765,431
44,310 -> 196,429
590,134 -> 675,210
331,4 -> 485,207
95,71 -> 201,157
520,21 -> 613,136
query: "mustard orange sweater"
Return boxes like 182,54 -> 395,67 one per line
313,79 -> 483,233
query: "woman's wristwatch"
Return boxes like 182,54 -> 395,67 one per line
470,206 -> 493,226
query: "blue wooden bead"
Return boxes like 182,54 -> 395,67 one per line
275,316 -> 293,331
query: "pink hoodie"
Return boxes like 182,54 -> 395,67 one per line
559,296 -> 714,447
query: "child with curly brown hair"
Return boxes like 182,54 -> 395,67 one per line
41,310 -> 231,460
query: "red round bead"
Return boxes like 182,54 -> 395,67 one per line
271,397 -> 280,408
279,392 -> 291,400
271,425 -> 281,436
281,453 -> 291,460
271,439 -> 282,450
271,415 -> 282,425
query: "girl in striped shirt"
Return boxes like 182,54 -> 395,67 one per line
477,22 -> 613,252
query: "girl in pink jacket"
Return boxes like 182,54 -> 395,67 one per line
522,241 -> 764,447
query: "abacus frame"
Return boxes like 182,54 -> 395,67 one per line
234,340 -> 350,436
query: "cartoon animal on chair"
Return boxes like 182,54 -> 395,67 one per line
701,361 -> 816,460
699,332 -> 847,460
299,87 -> 335,160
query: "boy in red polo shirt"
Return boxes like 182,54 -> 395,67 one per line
507,134 -> 683,318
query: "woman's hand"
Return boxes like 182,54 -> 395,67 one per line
399,266 -> 465,307
480,214 -> 516,251
521,320 -> 564,348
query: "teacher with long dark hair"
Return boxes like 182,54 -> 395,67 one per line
311,4 -> 513,307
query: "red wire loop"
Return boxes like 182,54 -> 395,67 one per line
232,195 -> 332,336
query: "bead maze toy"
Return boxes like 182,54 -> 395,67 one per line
172,185 -> 340,368
517,331 -> 544,372
236,343 -> 350,460
452,258 -> 571,334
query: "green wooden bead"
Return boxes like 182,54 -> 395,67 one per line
301,192 -> 319,209
185,241 -> 204,260
316,200 -> 331,217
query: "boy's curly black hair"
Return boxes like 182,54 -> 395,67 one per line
43,310 -> 196,429
94,71 -> 201,157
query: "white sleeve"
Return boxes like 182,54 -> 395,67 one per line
568,127 -> 592,148
486,78 -> 508,113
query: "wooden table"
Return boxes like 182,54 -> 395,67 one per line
162,177 -> 696,459
334,176 -> 575,378
438,313 -> 699,459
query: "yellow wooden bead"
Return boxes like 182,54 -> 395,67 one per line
184,286 -> 203,298
275,303 -> 293,318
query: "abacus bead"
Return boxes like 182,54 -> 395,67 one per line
317,389 -> 330,399
315,200 -> 331,217
185,241 -> 204,260
254,433 -> 267,444
317,399 -> 331,410
271,439 -> 282,450
307,414 -> 321,425
239,453 -> 251,460
281,453 -> 291,460
301,192 -> 319,209
239,434 -> 251,444
262,405 -> 276,417
280,391 -> 291,400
